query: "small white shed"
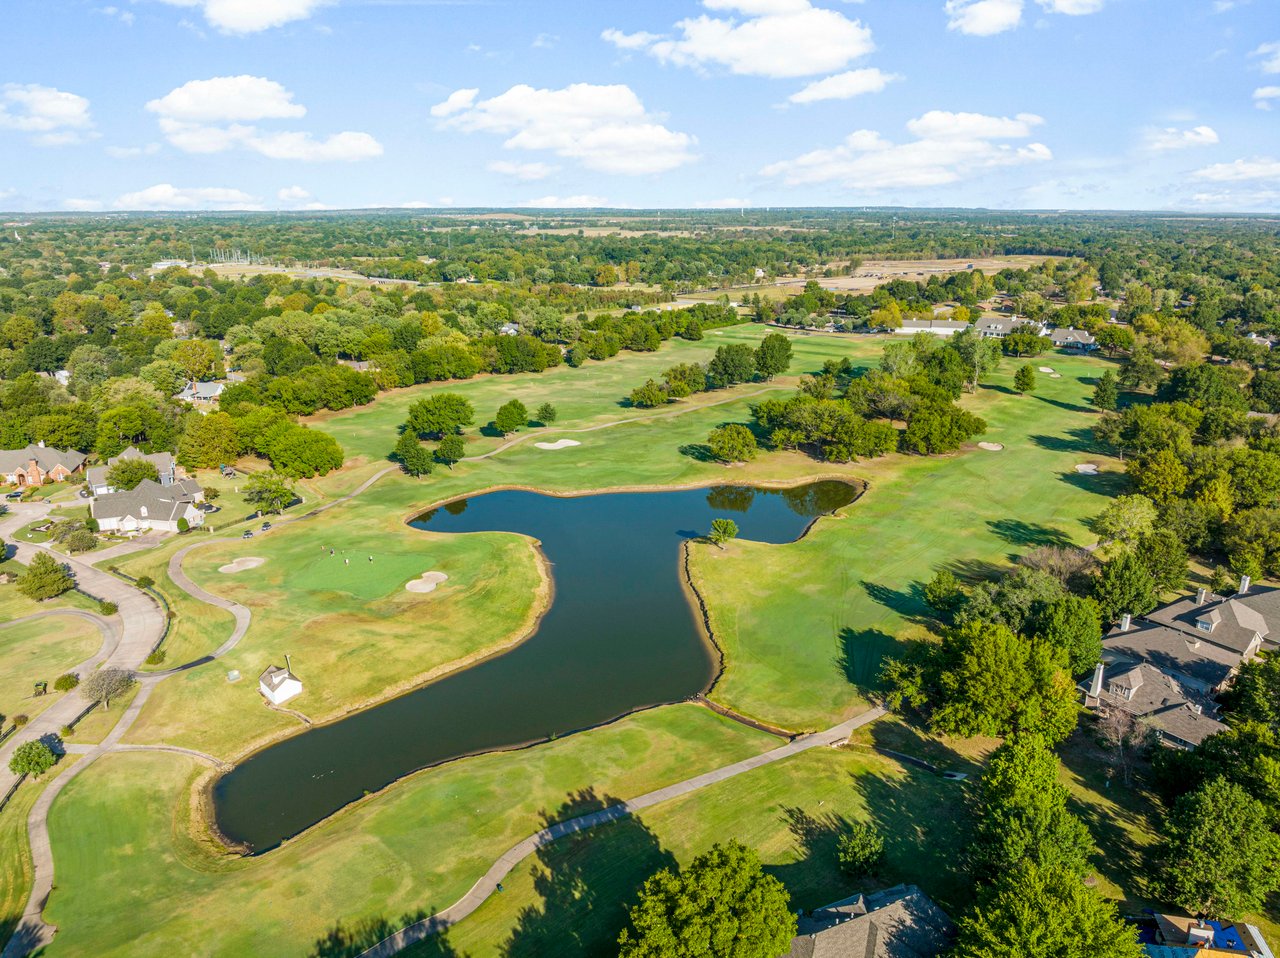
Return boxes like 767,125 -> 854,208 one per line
259,659 -> 303,706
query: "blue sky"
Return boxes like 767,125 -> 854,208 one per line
1,0 -> 1277,212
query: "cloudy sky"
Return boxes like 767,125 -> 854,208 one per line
1,0 -> 1277,212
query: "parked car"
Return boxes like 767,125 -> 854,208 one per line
241,530 -> 254,539
261,521 -> 272,531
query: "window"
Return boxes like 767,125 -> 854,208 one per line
1196,619 -> 1213,632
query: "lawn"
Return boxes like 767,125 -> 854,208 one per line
0,615 -> 102,725
0,759 -> 77,946
692,351 -> 1121,729
41,705 -> 776,958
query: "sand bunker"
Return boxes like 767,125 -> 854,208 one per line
1038,366 -> 1055,373
1075,463 -> 1100,475
978,442 -> 1004,451
219,557 -> 264,574
1050,373 -> 1063,379
534,439 -> 582,451
406,571 -> 449,594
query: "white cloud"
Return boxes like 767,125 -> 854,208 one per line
430,88 -> 478,118
0,84 -> 94,145
146,76 -> 306,122
1256,86 -> 1280,110
532,33 -> 558,48
521,195 -> 609,208
1193,157 -> 1280,182
488,160 -> 558,181
945,0 -> 1023,35
603,0 -> 875,79
146,76 -> 381,161
433,83 -> 697,175
106,143 -> 162,158
113,183 -> 264,210
945,0 -> 1106,35
1253,42 -> 1280,74
97,5 -> 136,24
278,185 -> 311,202
1144,125 -> 1219,151
64,198 -> 106,212
155,0 -> 329,34
788,68 -> 899,104
760,109 -> 1052,190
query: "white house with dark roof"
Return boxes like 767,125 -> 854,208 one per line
87,446 -> 178,496
177,381 -> 225,404
90,478 -> 204,534
1049,327 -> 1098,350
974,316 -> 1045,339
259,661 -> 303,705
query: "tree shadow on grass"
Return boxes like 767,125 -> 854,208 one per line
503,789 -> 674,958
2,920 -> 50,958
678,443 -> 716,462
940,557 -> 1006,586
1028,427 -> 1098,454
865,721 -> 979,777
836,627 -> 898,693
1036,395 -> 1095,415
860,580 -> 928,621
764,806 -> 856,908
980,383 -> 1018,397
987,518 -> 1071,550
1057,470 -> 1130,498
308,909 -> 438,958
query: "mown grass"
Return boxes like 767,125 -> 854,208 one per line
41,706 -> 774,958
0,759 -> 76,946
0,615 -> 101,724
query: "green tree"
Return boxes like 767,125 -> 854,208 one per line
54,672 -> 79,691
629,380 -> 670,409
954,861 -> 1142,958
242,471 -> 296,515
1092,370 -> 1119,410
178,411 -> 242,469
1127,449 -> 1188,507
617,840 -> 796,958
406,393 -> 475,438
1224,651 -> 1280,733
706,344 -> 757,389
1092,494 -> 1158,547
394,431 -> 434,478
535,402 -> 557,425
754,332 -> 793,379
1014,364 -> 1037,394
836,822 -> 885,877
18,552 -> 75,601
1137,528 -> 1188,594
709,518 -> 738,549
436,434 -> 466,468
1093,551 -> 1159,622
969,734 -> 1092,882
1029,595 -> 1103,676
494,399 -> 528,436
8,739 -> 57,777
923,568 -> 968,622
708,424 -> 758,463
105,457 -> 160,491
1158,777 -> 1280,917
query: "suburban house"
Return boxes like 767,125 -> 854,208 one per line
177,380 -> 225,404
259,660 -> 303,706
1087,578 -> 1278,748
784,885 -> 954,958
974,317 -> 1046,339
90,478 -> 205,534
893,319 -> 971,336
1142,912 -> 1273,958
0,443 -> 86,487
498,322 -> 521,336
1049,327 -> 1098,350
87,446 -> 179,496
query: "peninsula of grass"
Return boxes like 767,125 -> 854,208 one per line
0,614 -> 102,724
41,705 -> 776,958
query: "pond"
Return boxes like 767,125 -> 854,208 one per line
212,480 -> 859,852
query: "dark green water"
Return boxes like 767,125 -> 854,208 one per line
212,480 -> 858,851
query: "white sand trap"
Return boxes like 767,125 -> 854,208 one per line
1038,366 -> 1055,373
406,571 -> 449,594
1075,463 -> 1099,475
219,556 -> 264,574
534,439 -> 582,451
978,442 -> 1004,451
1050,373 -> 1063,379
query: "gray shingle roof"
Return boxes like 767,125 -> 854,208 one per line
90,478 -> 197,524
0,444 -> 86,474
1146,593 -> 1269,655
786,886 -> 954,958
1103,622 -> 1241,692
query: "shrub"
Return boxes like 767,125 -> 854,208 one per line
177,517 -> 189,534
60,725 -> 75,737
135,575 -> 155,590
11,714 -> 29,728
66,528 -> 97,553
145,649 -> 167,665
18,552 -> 75,601
53,673 -> 79,692
837,822 -> 885,876
99,600 -> 118,615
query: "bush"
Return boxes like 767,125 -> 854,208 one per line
8,739 -> 57,777
135,575 -> 155,590
53,673 -> 79,692
66,528 -> 97,554
145,649 -> 166,665
99,600 -> 118,615
837,822 -> 885,876
11,714 -> 29,728
708,424 -> 759,463
177,517 -> 189,534
61,725 -> 75,737
18,552 -> 75,601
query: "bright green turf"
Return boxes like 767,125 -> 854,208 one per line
0,615 -> 101,723
40,705 -> 775,958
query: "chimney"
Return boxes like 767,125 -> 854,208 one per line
1240,575 -> 1252,595
1120,613 -> 1132,631
285,653 -> 292,674
36,439 -> 45,448
1196,588 -> 1207,605
1089,663 -> 1104,699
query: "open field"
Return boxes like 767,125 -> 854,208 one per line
40,706 -> 776,958
0,760 -> 76,945
0,615 -> 101,724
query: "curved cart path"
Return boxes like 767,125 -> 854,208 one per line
357,707 -> 887,958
